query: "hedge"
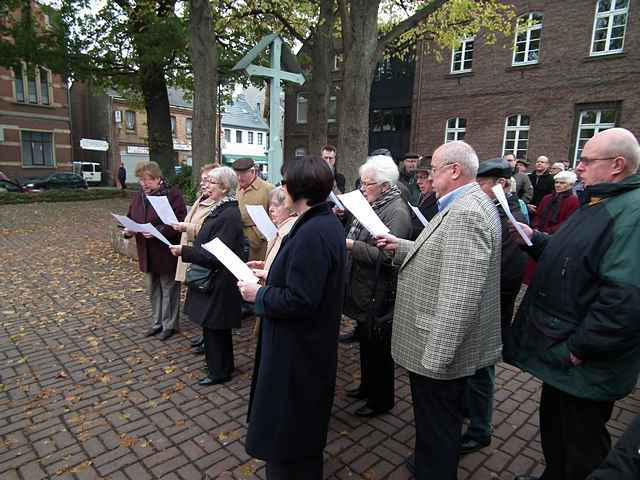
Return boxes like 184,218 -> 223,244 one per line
0,188 -> 129,205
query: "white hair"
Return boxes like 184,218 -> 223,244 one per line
551,162 -> 565,171
208,166 -> 238,193
554,170 -> 577,184
439,141 -> 479,177
359,155 -> 400,185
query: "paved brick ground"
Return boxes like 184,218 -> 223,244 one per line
0,198 -> 638,480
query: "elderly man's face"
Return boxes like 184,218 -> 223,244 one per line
535,157 -> 549,172
575,135 -> 622,186
504,154 -> 516,169
236,168 -> 256,189
430,153 -> 457,198
404,157 -> 419,172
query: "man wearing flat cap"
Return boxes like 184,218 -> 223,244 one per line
232,158 -> 274,261
399,152 -> 421,204
410,158 -> 438,239
459,158 -> 529,455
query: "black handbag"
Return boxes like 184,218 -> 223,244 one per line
185,263 -> 217,293
366,251 -> 397,340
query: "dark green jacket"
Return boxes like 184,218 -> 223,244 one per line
511,174 -> 640,401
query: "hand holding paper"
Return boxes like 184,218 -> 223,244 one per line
337,190 -> 390,236
111,213 -> 173,246
202,237 -> 259,284
146,195 -> 179,225
491,185 -> 533,246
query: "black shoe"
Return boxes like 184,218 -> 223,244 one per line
405,454 -> 415,475
192,344 -> 205,355
198,376 -> 231,386
145,326 -> 162,337
190,336 -> 203,347
354,405 -> 389,417
460,436 -> 491,455
339,331 -> 358,344
159,329 -> 176,341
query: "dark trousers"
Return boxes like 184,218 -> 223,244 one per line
203,328 -> 234,380
409,372 -> 467,480
359,326 -> 395,411
265,455 -> 323,480
539,383 -> 614,480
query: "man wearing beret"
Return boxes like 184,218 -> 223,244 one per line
460,158 -> 528,455
232,158 -> 274,261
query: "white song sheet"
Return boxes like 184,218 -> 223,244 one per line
328,191 -> 345,210
146,195 -> 179,225
246,205 -> 277,242
491,185 -> 533,246
202,237 -> 259,284
111,213 -> 173,246
408,203 -> 429,227
337,190 -> 390,236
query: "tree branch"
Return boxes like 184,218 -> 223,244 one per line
338,0 -> 352,52
243,8 -> 307,43
376,0 -> 448,58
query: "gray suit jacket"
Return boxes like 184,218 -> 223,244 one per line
391,183 -> 502,380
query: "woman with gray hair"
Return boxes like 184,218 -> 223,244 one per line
170,166 -> 245,386
532,170 -> 580,234
343,154 -> 412,417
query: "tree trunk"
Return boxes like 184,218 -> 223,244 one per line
140,63 -> 175,179
189,0 -> 217,187
337,0 -> 380,186
306,0 -> 336,157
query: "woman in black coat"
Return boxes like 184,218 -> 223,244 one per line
170,166 -> 244,386
238,156 -> 347,480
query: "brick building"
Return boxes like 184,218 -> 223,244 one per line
0,3 -> 72,180
71,83 -> 196,185
284,54 -> 415,165
410,0 -> 640,167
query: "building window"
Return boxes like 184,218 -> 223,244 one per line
296,94 -> 308,124
236,130 -> 242,143
186,118 -> 192,138
294,147 -> 306,160
14,66 -> 25,103
170,116 -> 176,137
125,111 -> 136,130
39,68 -> 50,104
591,0 -> 629,55
513,12 -> 543,65
370,108 -> 411,133
248,131 -> 254,144
333,54 -> 343,71
22,131 -> 54,167
502,114 -> 530,159
573,108 -> 617,166
328,96 -> 337,123
451,37 -> 474,73
445,117 -> 466,142
257,132 -> 263,145
224,129 -> 231,142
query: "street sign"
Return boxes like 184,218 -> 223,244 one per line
80,138 -> 109,151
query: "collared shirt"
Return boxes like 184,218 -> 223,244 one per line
437,183 -> 475,212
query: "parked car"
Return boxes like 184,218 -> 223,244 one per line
22,172 -> 88,191
0,178 -> 24,193
72,162 -> 103,185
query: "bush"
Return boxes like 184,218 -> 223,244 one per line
172,165 -> 197,204
0,188 -> 128,205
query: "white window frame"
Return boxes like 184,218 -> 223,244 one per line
512,12 -> 543,66
590,0 -> 629,56
296,94 -> 308,124
21,130 -> 55,167
170,116 -> 177,138
444,117 -> 466,143
235,130 -> 243,143
248,131 -> 254,144
125,111 -> 136,131
13,63 -> 53,105
257,132 -> 263,145
294,147 -> 306,159
573,109 -> 617,167
186,118 -> 192,138
328,96 -> 337,123
450,37 -> 474,74
333,54 -> 343,71
223,129 -> 231,142
501,114 -> 530,159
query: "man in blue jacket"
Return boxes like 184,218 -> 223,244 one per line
511,128 -> 640,480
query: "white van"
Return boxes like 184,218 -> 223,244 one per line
72,162 -> 102,185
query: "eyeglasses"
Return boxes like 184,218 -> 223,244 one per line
577,156 -> 617,166
430,163 -> 455,174
359,181 -> 379,190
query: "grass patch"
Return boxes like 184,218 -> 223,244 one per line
0,188 -> 129,205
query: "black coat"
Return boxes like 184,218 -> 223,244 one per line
529,171 -> 555,206
245,203 -> 347,462
181,201 -> 244,330
587,415 -> 640,480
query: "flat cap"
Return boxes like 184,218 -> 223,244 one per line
515,158 -> 530,166
231,158 -> 255,171
415,157 -> 431,172
403,151 -> 420,160
477,158 -> 512,178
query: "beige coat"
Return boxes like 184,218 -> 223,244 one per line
175,195 -> 217,282
237,176 -> 274,261
264,216 -> 297,273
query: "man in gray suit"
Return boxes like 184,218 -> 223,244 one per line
377,141 -> 502,479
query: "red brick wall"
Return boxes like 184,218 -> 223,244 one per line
410,0 -> 640,165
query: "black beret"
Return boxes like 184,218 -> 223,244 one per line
231,158 -> 255,171
477,158 -> 512,178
